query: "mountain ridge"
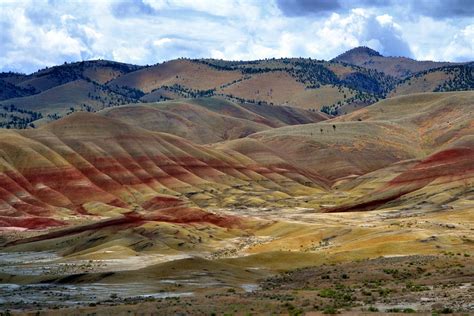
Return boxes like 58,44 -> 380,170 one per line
333,46 -> 461,79
0,47 -> 472,129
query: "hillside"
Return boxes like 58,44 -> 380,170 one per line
0,78 -> 35,101
0,79 -> 139,128
100,97 -> 327,144
108,57 -> 394,112
216,91 -> 473,210
390,64 -> 474,97
14,60 -> 142,93
108,59 -> 242,93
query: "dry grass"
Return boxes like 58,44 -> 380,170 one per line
110,60 -> 242,93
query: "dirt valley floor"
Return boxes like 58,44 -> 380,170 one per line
0,204 -> 473,315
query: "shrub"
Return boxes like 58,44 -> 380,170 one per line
323,306 -> 338,314
368,306 -> 378,312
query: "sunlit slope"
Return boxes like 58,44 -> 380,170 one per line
107,57 -> 394,112
389,65 -> 473,97
0,112 -> 325,228
218,120 -> 422,182
108,59 -> 242,93
326,135 -> 474,212
217,71 -> 356,110
336,91 -> 474,150
100,97 -> 327,144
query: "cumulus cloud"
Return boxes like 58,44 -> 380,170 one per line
0,5 -> 91,73
411,0 -> 474,18
111,0 -> 156,17
314,9 -> 412,58
442,24 -> 474,61
276,0 -> 341,16
276,0 -> 474,18
0,0 -> 471,73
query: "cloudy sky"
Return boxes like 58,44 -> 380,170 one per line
0,0 -> 473,73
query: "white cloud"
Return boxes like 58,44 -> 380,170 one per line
402,16 -> 473,61
41,28 -> 86,56
310,9 -> 411,58
112,45 -> 150,63
142,0 -> 168,10
0,0 -> 471,73
443,24 -> 474,61
0,5 -> 91,72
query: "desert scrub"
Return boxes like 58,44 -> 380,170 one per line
283,302 -> 303,316
367,306 -> 378,312
323,306 -> 339,314
318,285 -> 355,308
378,287 -> 393,297
405,281 -> 429,292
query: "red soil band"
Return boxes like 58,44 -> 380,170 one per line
4,207 -> 242,247
0,216 -> 65,229
325,147 -> 474,213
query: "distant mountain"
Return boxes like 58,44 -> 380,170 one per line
0,48 -> 472,129
333,46 -> 457,79
333,46 -> 383,62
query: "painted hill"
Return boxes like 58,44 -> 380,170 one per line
327,91 -> 474,211
216,91 -> 473,211
0,91 -> 472,308
0,111 -> 329,228
1,91 -> 471,229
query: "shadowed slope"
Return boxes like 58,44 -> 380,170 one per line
0,80 -> 135,117
15,60 -> 142,93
